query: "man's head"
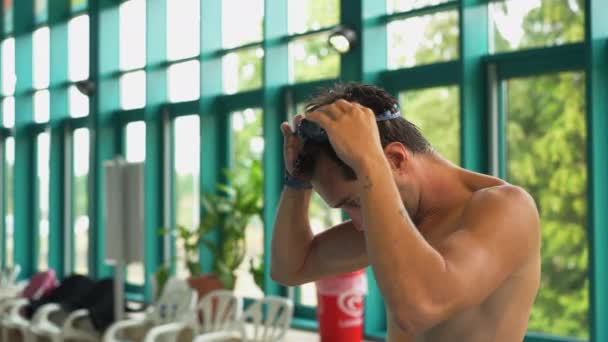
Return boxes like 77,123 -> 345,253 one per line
294,82 -> 433,229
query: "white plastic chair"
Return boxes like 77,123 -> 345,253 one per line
0,298 -> 34,342
28,303 -> 100,342
193,296 -> 293,342
103,277 -> 198,342
142,290 -> 242,342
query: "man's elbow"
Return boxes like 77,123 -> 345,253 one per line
270,267 -> 304,287
394,300 -> 444,335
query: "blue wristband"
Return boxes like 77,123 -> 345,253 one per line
284,173 -> 313,190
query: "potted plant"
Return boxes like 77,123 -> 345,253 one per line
157,159 -> 264,295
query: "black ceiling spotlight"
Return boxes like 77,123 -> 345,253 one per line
75,79 -> 96,97
328,26 -> 358,54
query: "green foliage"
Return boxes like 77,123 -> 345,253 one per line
250,256 -> 265,291
402,1 -> 588,338
6,163 -> 13,215
399,86 -> 460,164
74,175 -> 88,217
164,159 -> 264,290
507,72 -> 588,339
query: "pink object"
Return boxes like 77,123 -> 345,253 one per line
22,270 -> 57,300
316,269 -> 367,342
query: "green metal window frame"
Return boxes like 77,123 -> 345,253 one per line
1,0 -> 606,341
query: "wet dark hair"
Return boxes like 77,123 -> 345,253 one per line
295,82 -> 432,180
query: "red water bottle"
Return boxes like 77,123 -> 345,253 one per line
316,269 -> 367,342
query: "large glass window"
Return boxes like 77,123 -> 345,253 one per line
168,61 -> 200,103
68,15 -> 89,82
69,85 -> 89,118
222,48 -> 263,94
506,72 -> 587,339
222,0 -> 263,48
37,132 -> 50,271
4,137 -> 14,267
2,38 -> 15,96
2,97 -> 14,128
398,86 -> 460,164
120,71 -> 146,110
173,115 -> 200,279
288,0 -> 339,34
490,0 -> 584,53
167,0 -> 200,60
289,33 -> 340,83
125,121 -> 146,285
73,128 -> 90,275
33,27 -> 50,90
387,10 -> 459,69
230,108 -> 264,299
119,0 -> 146,71
34,90 -> 50,123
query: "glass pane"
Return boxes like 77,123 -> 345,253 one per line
73,128 -> 89,275
388,0 -> 450,13
222,0 -> 263,48
506,72 -> 587,339
69,85 -> 89,118
231,108 -> 264,299
398,86 -> 460,164
3,97 -> 14,128
68,15 -> 89,82
5,137 -> 14,266
125,121 -> 146,163
387,10 -> 459,69
35,0 -> 48,23
174,115 -> 200,279
288,0 -> 339,34
289,33 -> 340,83
119,0 -> 146,71
37,132 -> 50,271
2,38 -> 16,96
299,192 -> 343,306
167,0 -> 200,60
168,61 -> 200,103
3,0 -> 13,34
125,121 -> 145,284
71,0 -> 87,12
490,0 -> 584,53
120,71 -> 146,110
222,47 -> 263,94
33,27 -> 50,89
34,90 -> 50,123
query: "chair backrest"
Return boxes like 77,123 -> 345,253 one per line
240,296 -> 293,342
150,277 -> 198,325
1,264 -> 21,287
197,290 -> 242,333
22,269 -> 57,300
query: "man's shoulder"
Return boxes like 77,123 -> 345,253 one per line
463,184 -> 540,235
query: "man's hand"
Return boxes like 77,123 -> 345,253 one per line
280,114 -> 308,179
305,100 -> 385,174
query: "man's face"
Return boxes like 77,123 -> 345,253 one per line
311,153 -> 365,231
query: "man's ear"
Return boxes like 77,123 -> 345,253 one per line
383,142 -> 409,174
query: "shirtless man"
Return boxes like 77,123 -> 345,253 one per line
270,83 -> 541,341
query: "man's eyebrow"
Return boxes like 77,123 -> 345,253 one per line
331,196 -> 350,209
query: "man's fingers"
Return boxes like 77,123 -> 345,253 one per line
305,110 -> 333,130
334,99 -> 353,112
280,122 -> 293,137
